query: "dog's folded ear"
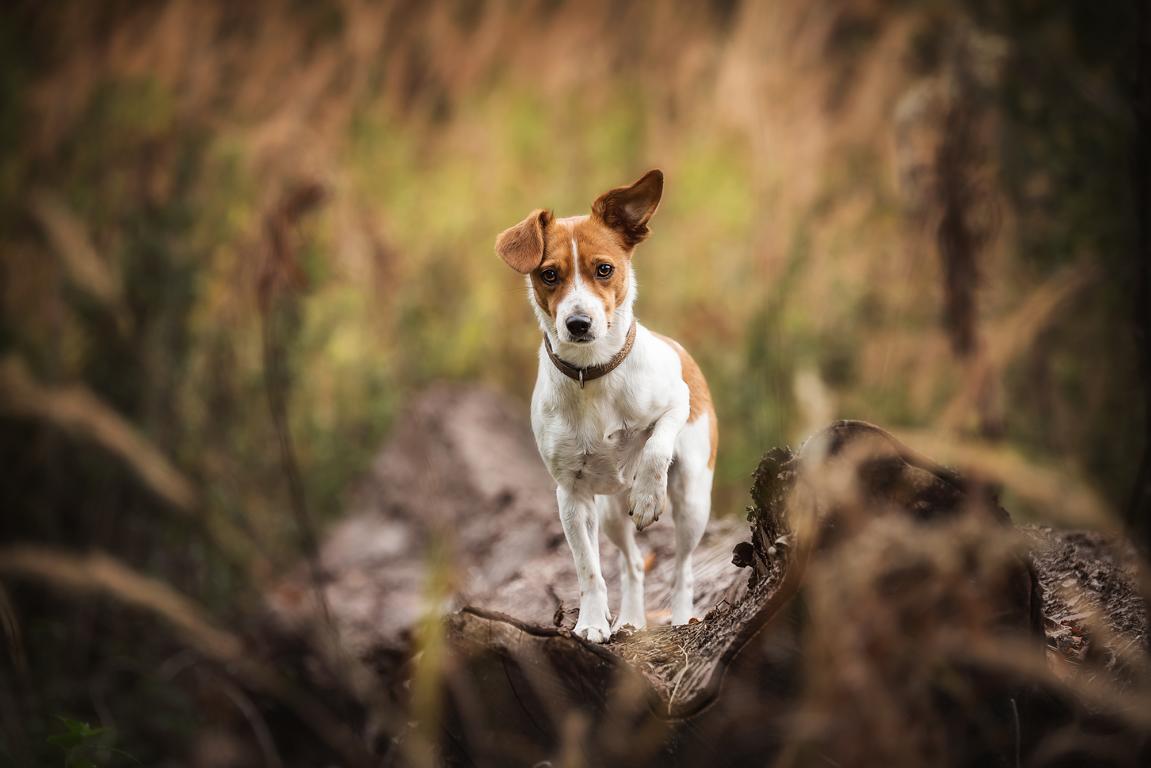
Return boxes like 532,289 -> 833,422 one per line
495,208 -> 553,274
592,169 -> 663,247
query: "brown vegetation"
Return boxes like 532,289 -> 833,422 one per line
0,1 -> 1146,766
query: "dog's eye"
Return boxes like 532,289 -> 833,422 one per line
596,263 -> 614,278
540,268 -> 559,285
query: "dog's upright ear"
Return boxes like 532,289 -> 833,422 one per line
591,169 -> 664,247
495,208 -> 553,274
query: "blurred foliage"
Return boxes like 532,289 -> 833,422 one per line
0,0 -> 1142,763
46,715 -> 139,768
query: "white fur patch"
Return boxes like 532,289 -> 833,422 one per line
570,234 -> 582,289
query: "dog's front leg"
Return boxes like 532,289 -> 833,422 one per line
557,485 -> 611,643
630,389 -> 690,531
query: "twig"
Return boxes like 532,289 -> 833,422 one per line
666,642 -> 691,716
208,668 -> 285,768
546,584 -> 565,627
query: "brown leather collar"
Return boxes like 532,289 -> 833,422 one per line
544,319 -> 637,389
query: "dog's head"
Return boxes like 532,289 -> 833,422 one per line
495,170 -> 663,345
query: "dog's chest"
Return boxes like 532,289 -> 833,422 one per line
534,396 -> 655,494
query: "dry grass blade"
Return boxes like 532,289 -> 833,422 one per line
953,636 -> 1151,731
895,428 -> 1114,530
939,261 -> 1097,430
0,545 -> 372,767
983,262 -> 1096,371
0,545 -> 241,661
0,356 -> 268,577
666,642 -> 691,716
28,189 -> 122,310
0,356 -> 196,511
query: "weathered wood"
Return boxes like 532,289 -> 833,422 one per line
1025,525 -> 1149,680
265,389 -> 1150,766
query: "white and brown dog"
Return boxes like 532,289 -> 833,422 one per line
496,170 -> 716,643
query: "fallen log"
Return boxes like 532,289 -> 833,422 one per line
265,387 -> 1150,767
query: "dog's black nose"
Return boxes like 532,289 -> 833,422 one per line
566,315 -> 592,337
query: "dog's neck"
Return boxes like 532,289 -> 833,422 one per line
532,267 -> 638,369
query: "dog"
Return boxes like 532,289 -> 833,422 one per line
495,169 -> 716,643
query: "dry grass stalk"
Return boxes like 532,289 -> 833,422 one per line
0,355 -> 271,577
0,544 -> 373,767
938,261 -> 1096,432
27,189 -> 123,313
0,356 -> 196,511
895,428 -> 1114,531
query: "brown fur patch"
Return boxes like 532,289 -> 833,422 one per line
655,333 -> 718,469
495,208 -> 552,274
591,169 -> 663,247
529,226 -> 575,318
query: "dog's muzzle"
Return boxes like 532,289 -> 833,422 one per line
565,314 -> 593,341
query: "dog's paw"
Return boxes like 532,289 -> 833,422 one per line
574,594 -> 611,643
612,614 -> 647,632
629,487 -> 666,531
574,621 -> 611,643
630,453 -> 671,531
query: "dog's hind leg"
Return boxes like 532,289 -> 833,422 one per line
600,493 -> 646,630
668,417 -> 713,625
